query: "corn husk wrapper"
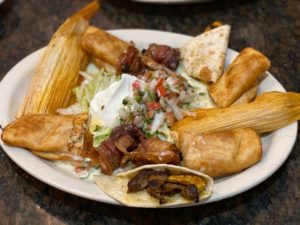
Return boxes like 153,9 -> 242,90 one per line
17,1 -> 100,117
172,91 -> 300,134
94,164 -> 213,208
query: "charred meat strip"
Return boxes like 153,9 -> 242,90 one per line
127,169 -> 202,204
127,169 -> 169,193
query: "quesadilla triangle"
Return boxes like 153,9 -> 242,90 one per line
180,25 -> 230,83
94,164 -> 213,208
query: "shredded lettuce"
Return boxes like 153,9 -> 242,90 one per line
156,122 -> 173,143
89,118 -> 112,147
93,127 -> 112,147
74,68 -> 118,112
57,64 -> 118,115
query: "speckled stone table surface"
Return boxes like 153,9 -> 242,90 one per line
0,0 -> 299,224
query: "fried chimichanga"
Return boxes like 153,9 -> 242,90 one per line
92,57 -> 116,74
175,128 -> 262,177
209,47 -> 271,107
1,113 -> 88,161
81,26 -> 128,67
232,83 -> 258,106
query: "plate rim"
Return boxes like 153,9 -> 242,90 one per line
0,29 -> 298,207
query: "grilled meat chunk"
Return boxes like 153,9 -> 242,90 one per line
126,138 -> 181,166
94,124 -> 145,175
117,43 -> 146,75
143,43 -> 180,70
116,42 -> 180,75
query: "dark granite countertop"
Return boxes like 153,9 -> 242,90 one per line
0,0 -> 299,224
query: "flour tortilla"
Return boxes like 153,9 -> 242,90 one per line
94,164 -> 213,208
180,25 -> 230,83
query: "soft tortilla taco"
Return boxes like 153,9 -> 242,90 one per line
94,164 -> 213,208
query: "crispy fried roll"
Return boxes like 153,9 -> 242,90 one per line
81,26 -> 128,67
209,47 -> 271,107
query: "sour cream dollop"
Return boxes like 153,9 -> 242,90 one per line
90,74 -> 140,127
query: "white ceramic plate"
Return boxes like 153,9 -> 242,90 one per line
0,29 -> 297,207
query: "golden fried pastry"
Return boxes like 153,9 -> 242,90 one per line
81,26 -> 129,67
232,83 -> 258,106
1,113 -> 88,161
175,128 -> 262,177
91,57 -> 116,74
209,47 -> 271,107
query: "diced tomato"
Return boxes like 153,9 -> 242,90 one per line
132,80 -> 141,90
156,78 -> 167,97
156,78 -> 164,87
146,101 -> 161,110
156,84 -> 167,97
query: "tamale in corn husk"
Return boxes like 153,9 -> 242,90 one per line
17,1 -> 100,117
172,91 -> 300,134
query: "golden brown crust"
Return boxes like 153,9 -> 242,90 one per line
91,57 -> 116,74
81,26 -> 128,67
232,83 -> 258,106
176,128 -> 262,177
199,66 -> 212,83
209,47 -> 271,107
1,114 -> 87,154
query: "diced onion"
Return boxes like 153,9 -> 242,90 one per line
150,112 -> 165,134
166,99 -> 183,120
142,92 -> 149,101
149,79 -> 158,92
118,108 -> 130,120
159,97 -> 167,108
133,116 -> 143,126
179,91 -> 193,103
132,101 -> 142,111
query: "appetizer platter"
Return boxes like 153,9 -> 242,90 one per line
0,2 -> 299,207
